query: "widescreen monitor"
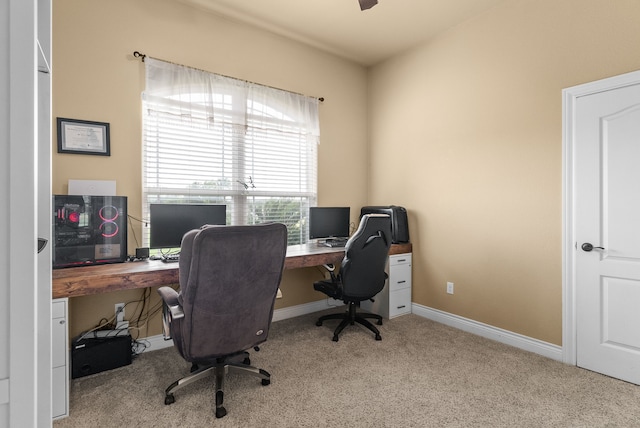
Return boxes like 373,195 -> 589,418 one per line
309,207 -> 350,240
150,204 -> 226,249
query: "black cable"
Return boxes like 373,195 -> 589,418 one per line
132,338 -> 150,356
127,214 -> 148,224
133,298 -> 162,327
127,215 -> 140,248
134,288 -> 149,329
123,287 -> 164,341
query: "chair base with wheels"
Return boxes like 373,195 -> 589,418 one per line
312,214 -> 392,343
316,301 -> 383,341
164,351 -> 270,419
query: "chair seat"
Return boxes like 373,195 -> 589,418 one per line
313,279 -> 342,299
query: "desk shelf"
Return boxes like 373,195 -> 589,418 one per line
52,243 -> 412,299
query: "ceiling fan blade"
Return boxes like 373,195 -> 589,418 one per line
359,0 -> 378,11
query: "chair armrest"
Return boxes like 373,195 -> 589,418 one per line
322,263 -> 338,282
158,285 -> 179,304
158,286 -> 184,340
168,304 -> 184,319
158,286 -> 184,317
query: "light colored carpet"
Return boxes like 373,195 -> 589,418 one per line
54,310 -> 640,427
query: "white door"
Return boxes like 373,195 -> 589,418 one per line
573,74 -> 640,384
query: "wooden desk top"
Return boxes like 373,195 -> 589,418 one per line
52,242 -> 412,299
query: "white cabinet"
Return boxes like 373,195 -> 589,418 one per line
52,298 -> 69,420
362,253 -> 412,319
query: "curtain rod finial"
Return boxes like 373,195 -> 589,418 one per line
133,51 -> 146,62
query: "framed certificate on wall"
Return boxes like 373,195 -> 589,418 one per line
57,117 -> 110,156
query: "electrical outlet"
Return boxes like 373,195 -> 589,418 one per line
447,282 -> 454,294
115,303 -> 125,323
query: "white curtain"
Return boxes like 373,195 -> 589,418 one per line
141,58 -> 320,245
142,58 -> 320,138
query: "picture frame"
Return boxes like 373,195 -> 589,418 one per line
57,117 -> 110,156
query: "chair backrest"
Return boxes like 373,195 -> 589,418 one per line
339,214 -> 392,301
177,223 -> 287,359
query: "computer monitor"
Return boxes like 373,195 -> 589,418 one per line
149,204 -> 226,249
309,207 -> 350,240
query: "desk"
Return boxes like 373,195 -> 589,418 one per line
51,242 -> 412,419
52,242 -> 412,299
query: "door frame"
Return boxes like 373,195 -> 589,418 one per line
562,68 -> 640,365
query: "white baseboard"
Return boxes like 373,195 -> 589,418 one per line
272,298 -> 343,322
140,299 -> 340,353
139,300 -> 562,363
135,334 -> 174,353
411,303 -> 563,361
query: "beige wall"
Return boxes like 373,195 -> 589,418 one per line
52,0 -> 369,338
54,0 -> 640,346
369,0 -> 640,345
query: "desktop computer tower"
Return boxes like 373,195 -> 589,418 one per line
53,195 -> 128,268
71,334 -> 132,378
360,205 -> 410,243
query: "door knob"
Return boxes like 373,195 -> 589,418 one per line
37,238 -> 48,253
582,243 -> 605,252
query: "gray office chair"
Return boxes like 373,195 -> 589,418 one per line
157,223 -> 287,418
314,214 -> 392,341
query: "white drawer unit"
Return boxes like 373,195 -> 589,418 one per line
52,298 -> 69,420
362,253 -> 412,319
389,287 -> 412,318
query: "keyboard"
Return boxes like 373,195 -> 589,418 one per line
324,240 -> 347,248
162,254 -> 180,263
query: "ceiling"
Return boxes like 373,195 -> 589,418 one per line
178,0 -> 506,66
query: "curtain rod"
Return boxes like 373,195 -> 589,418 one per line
133,51 -> 324,102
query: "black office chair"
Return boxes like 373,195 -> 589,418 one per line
314,214 -> 392,341
157,223 -> 287,418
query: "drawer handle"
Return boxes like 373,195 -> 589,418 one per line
397,305 -> 406,309
59,320 -> 65,325
397,280 -> 406,284
397,259 -> 406,262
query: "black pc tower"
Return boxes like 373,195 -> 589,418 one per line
71,333 -> 132,378
360,205 -> 410,244
53,195 -> 128,268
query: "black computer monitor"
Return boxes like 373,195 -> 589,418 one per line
309,207 -> 350,240
149,204 -> 226,249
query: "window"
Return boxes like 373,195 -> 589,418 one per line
142,59 -> 320,246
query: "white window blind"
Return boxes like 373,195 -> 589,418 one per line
142,58 -> 319,246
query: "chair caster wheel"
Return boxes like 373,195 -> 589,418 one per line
262,378 -> 270,386
375,334 -> 382,341
190,363 -> 199,373
243,357 -> 251,365
332,335 -> 339,342
215,406 -> 227,418
316,320 -> 323,326
377,319 -> 383,325
164,394 -> 175,405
